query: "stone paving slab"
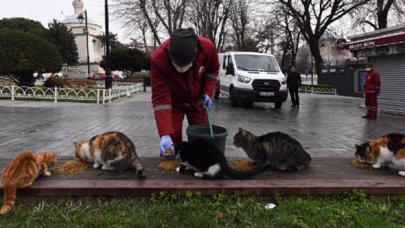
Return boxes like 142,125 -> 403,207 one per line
0,90 -> 404,159
1,157 -> 404,196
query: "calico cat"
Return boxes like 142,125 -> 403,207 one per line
74,131 -> 145,178
1,151 -> 57,215
175,138 -> 272,179
233,128 -> 311,171
355,133 -> 405,176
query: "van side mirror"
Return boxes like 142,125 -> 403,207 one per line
226,64 -> 234,75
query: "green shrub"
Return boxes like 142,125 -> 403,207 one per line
0,29 -> 62,86
62,78 -> 96,88
43,78 -> 64,88
128,71 -> 150,80
127,71 -> 150,85
301,84 -> 334,89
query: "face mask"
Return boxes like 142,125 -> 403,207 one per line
366,67 -> 371,72
172,61 -> 193,73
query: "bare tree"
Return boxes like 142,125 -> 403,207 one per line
188,0 -> 233,51
277,0 -> 371,76
229,0 -> 251,51
254,17 -> 278,53
151,0 -> 188,34
112,0 -> 162,47
275,4 -> 302,70
253,3 -> 302,69
349,0 -> 405,31
113,0 -> 189,47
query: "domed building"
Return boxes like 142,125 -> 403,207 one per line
63,0 -> 104,78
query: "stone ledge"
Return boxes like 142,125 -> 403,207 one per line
2,179 -> 404,197
1,157 -> 404,196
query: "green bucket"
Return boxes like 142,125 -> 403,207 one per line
186,124 -> 228,154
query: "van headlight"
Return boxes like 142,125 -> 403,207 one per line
281,77 -> 286,85
238,75 -> 251,83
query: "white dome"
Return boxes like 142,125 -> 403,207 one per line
63,14 -> 97,25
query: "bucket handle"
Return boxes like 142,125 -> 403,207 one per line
205,107 -> 214,139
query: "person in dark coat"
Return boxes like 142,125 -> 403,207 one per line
362,63 -> 381,120
287,65 -> 302,108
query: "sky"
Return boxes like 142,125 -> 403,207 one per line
0,0 -> 128,42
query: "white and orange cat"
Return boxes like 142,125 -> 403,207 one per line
355,133 -> 405,176
74,131 -> 146,178
1,151 -> 57,215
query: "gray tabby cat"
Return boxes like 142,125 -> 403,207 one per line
233,128 -> 311,171
74,131 -> 146,178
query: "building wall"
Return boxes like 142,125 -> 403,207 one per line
66,23 -> 103,64
320,41 -> 352,67
319,67 -> 358,97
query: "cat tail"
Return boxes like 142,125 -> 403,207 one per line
219,159 -> 273,179
131,158 -> 146,179
1,183 -> 16,215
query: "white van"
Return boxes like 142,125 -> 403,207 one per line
215,52 -> 288,108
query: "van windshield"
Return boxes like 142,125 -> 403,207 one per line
234,54 -> 280,72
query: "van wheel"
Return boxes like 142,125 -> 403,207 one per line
214,82 -> 220,99
274,102 -> 282,109
229,88 -> 238,107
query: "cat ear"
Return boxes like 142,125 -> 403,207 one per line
355,144 -> 361,150
239,127 -> 243,132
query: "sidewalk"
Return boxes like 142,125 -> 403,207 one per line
1,90 -> 404,159
1,91 -> 405,196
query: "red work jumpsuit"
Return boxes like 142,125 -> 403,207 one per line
150,36 -> 220,145
364,69 -> 381,118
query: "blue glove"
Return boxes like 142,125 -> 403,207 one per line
203,94 -> 212,109
159,135 -> 175,157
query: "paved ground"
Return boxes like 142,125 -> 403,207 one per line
0,89 -> 404,159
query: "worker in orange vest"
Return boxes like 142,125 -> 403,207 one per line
363,63 -> 381,120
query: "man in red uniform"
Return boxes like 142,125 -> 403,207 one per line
150,28 -> 220,158
363,63 -> 381,120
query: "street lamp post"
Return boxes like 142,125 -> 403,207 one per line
104,0 -> 112,89
77,10 -> 91,78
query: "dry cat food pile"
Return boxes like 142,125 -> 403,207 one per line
164,148 -> 175,154
352,159 -> 373,169
56,160 -> 91,175
158,160 -> 181,171
229,160 -> 255,171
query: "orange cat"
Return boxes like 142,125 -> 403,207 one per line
1,151 -> 57,215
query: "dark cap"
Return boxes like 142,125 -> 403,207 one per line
169,28 -> 198,65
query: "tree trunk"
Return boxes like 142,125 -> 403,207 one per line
141,28 -> 149,55
377,0 -> 395,29
310,46 -> 323,81
140,0 -> 161,45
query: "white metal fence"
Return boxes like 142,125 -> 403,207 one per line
0,83 -> 143,104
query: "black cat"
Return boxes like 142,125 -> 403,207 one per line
175,138 -> 272,179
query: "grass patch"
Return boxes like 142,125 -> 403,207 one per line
1,191 -> 404,227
